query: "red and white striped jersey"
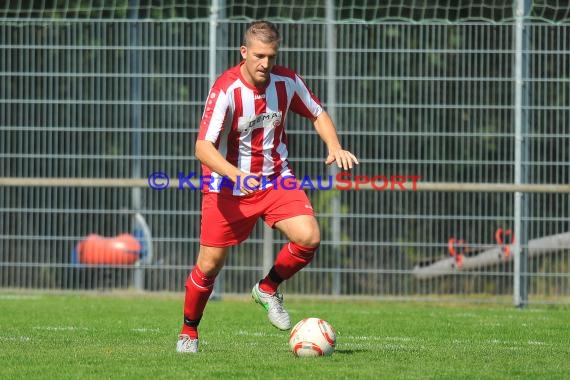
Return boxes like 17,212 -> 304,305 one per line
197,61 -> 323,195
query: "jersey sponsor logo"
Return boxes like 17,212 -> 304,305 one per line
254,94 -> 266,100
237,111 -> 282,132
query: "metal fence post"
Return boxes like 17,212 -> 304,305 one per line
513,0 -> 531,307
326,0 -> 341,296
128,0 -> 145,291
210,0 -> 223,299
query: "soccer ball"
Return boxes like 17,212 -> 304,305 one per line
289,317 -> 336,357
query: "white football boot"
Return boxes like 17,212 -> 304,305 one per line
251,282 -> 291,330
176,334 -> 198,353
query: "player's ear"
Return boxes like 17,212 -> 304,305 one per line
240,45 -> 247,60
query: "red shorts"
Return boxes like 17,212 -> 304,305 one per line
199,183 -> 315,247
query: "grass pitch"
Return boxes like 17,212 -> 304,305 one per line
1,292 -> 569,379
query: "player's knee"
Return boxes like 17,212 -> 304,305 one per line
301,236 -> 320,250
295,227 -> 320,249
196,261 -> 222,277
291,233 -> 321,252
196,247 -> 227,276
291,231 -> 320,253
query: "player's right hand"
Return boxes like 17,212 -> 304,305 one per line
238,171 -> 262,195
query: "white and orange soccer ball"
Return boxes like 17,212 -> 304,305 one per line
289,317 -> 336,357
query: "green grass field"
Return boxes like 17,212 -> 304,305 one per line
1,292 -> 569,379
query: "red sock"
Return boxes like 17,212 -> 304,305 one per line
259,242 -> 316,294
181,265 -> 216,339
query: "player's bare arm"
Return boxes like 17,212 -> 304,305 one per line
195,140 -> 261,194
312,111 -> 359,170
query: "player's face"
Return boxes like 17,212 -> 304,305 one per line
240,38 -> 278,88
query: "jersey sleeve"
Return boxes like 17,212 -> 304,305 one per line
197,87 -> 229,143
290,74 -> 323,120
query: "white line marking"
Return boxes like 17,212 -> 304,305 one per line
0,295 -> 41,300
131,328 -> 160,333
33,326 -> 89,331
235,330 -> 283,338
0,336 -> 31,342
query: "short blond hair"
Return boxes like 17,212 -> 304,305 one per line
242,20 -> 281,46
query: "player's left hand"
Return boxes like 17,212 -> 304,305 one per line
325,149 -> 359,170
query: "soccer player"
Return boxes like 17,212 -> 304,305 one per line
177,20 -> 358,353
